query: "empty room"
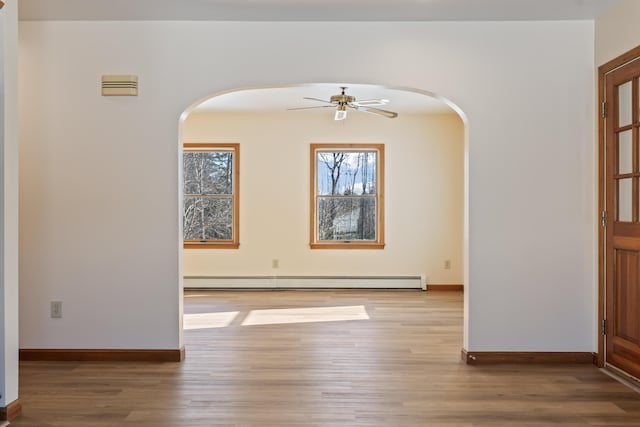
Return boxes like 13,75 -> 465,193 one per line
2,0 -> 640,425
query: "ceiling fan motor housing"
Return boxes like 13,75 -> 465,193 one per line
330,94 -> 355,104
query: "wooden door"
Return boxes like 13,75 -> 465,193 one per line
605,57 -> 640,379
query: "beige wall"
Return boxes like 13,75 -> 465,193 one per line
596,0 -> 640,65
183,111 -> 464,284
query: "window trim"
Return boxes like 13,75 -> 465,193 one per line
183,143 -> 240,249
309,143 -> 385,249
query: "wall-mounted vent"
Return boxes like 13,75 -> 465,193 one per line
101,75 -> 138,96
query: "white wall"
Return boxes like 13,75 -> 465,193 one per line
183,111 -> 464,283
0,0 -> 19,408
596,0 -> 640,66
19,20 -> 595,352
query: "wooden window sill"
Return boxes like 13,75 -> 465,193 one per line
184,243 -> 240,249
310,243 -> 385,250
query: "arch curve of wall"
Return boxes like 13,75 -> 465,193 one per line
181,83 -> 469,125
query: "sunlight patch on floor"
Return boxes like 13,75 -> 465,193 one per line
241,305 -> 369,326
184,311 -> 239,330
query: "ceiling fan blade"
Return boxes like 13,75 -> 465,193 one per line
287,105 -> 335,111
355,105 -> 398,118
303,97 -> 335,105
353,99 -> 389,107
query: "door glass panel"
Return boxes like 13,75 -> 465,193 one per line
619,81 -> 633,127
619,178 -> 633,222
619,130 -> 633,174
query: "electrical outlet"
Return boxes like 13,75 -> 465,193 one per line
272,259 -> 279,269
444,260 -> 451,270
51,301 -> 62,318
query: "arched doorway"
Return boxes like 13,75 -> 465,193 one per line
178,82 -> 470,349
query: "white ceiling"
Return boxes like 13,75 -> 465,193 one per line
19,0 -> 620,22
192,84 -> 453,115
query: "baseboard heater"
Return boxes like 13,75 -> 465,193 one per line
184,275 -> 426,290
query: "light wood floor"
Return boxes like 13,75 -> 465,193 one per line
12,290 -> 640,426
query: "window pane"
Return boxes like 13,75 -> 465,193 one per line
619,178 -> 633,222
184,152 -> 233,195
184,196 -> 233,241
619,130 -> 633,174
318,197 -> 376,241
619,81 -> 633,127
316,152 -> 377,196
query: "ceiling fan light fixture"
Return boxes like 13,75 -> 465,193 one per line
335,106 -> 347,121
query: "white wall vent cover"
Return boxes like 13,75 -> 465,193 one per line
101,75 -> 138,96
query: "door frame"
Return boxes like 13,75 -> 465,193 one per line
597,44 -> 640,368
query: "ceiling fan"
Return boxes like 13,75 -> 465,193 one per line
288,87 -> 398,120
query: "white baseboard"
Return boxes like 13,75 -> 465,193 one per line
184,275 -> 423,289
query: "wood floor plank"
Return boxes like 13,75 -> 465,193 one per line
11,290 -> 640,426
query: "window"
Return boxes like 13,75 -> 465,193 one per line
183,143 -> 239,248
310,144 -> 384,249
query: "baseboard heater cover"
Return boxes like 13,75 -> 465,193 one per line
184,275 -> 424,289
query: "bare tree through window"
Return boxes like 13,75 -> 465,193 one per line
183,144 -> 239,248
311,144 -> 384,249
